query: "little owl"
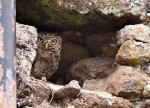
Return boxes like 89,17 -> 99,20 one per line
31,32 -> 62,80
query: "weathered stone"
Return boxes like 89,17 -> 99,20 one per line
143,78 -> 150,98
116,24 -> 150,46
148,0 -> 150,13
16,48 -> 36,76
16,23 -> 37,76
82,79 -> 107,91
16,23 -> 37,49
56,42 -> 89,76
24,80 -> 134,108
143,13 -> 150,27
72,93 -> 134,108
17,0 -> 147,33
61,0 -> 147,19
135,100 -> 150,108
52,80 -> 81,99
142,63 -> 150,76
144,100 -> 150,107
107,65 -> 146,100
17,75 -> 51,107
116,40 -> 150,65
34,102 -> 53,108
66,57 -> 117,84
85,33 -> 118,57
23,106 -> 33,108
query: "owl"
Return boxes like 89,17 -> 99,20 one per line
31,32 -> 62,80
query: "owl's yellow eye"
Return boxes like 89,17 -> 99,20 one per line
38,37 -> 44,43
51,39 -> 57,45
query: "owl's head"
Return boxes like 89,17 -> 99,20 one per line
36,32 -> 62,57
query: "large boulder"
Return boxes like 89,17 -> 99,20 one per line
116,40 -> 150,65
17,0 -> 147,33
107,65 -> 146,100
16,23 -> 37,76
116,24 -> 150,65
66,57 -> 117,84
116,24 -> 150,45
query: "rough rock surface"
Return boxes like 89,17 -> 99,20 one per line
142,63 -> 150,76
60,0 -> 147,19
66,57 -> 117,84
16,23 -> 37,76
116,24 -> 150,65
135,100 -> 150,108
52,80 -> 81,99
82,79 -> 107,91
34,102 -> 53,108
17,75 -> 51,108
116,40 -> 150,65
72,93 -> 134,108
31,84 -> 134,108
107,65 -> 146,100
143,78 -> 150,98
143,13 -> 150,27
116,24 -> 150,45
17,0 -> 147,33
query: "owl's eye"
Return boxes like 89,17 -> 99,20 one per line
38,37 -> 44,43
51,39 -> 57,45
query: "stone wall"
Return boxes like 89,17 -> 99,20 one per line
16,0 -> 150,107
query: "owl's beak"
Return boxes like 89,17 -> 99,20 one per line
45,43 -> 49,49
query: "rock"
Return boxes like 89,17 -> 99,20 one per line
116,24 -> 150,65
23,107 -> 33,108
85,33 -> 118,57
24,80 -> 134,107
16,23 -> 37,76
143,13 -> 150,27
142,63 -> 150,76
135,100 -> 150,108
56,42 -> 89,76
144,100 -> 150,107
34,102 -> 53,108
82,79 -> 106,91
66,57 -> 117,84
17,75 -> 51,107
116,40 -> 150,65
143,78 -> 150,98
81,89 -> 112,98
107,65 -> 146,100
72,93 -> 134,108
16,48 -> 36,76
52,80 -> 81,99
116,24 -> 150,46
60,0 -> 147,20
17,0 -> 147,33
148,0 -> 150,13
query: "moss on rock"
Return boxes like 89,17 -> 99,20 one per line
17,0 -> 144,33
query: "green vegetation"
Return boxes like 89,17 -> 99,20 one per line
16,0 -> 116,33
